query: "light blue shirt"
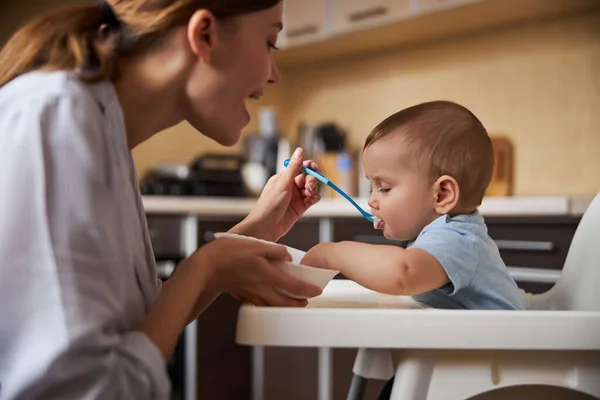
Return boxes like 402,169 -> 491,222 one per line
410,211 -> 525,310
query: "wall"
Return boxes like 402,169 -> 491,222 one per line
281,11 -> 600,197
3,2 -> 598,195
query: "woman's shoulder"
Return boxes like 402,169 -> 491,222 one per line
0,70 -> 104,114
0,70 -> 121,168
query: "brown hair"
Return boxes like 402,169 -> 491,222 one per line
364,100 -> 494,209
0,0 -> 281,88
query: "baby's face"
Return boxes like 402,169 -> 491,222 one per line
363,135 -> 438,241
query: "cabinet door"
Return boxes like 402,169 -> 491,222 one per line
417,0 -> 475,14
195,218 -> 251,400
331,0 -> 411,34
278,219 -> 321,251
281,0 -> 328,48
262,220 -> 321,399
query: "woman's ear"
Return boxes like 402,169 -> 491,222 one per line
432,175 -> 460,214
187,9 -> 218,63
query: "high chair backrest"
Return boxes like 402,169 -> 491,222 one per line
543,193 -> 600,311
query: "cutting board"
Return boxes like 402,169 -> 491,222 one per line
486,136 -> 513,197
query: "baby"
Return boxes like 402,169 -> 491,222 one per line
301,100 -> 524,310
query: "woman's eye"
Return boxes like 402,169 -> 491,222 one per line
267,42 -> 279,51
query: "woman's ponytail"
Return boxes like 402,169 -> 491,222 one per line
0,4 -> 115,88
0,0 -> 283,89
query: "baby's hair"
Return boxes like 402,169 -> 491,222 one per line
364,100 -> 494,209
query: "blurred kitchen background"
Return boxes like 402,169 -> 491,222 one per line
2,1 -> 599,400
3,0 -> 598,200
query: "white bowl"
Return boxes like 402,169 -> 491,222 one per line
213,232 -> 339,299
274,262 -> 339,299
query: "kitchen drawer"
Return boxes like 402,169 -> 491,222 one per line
281,0 -> 328,48
331,0 -> 411,35
485,216 -> 580,271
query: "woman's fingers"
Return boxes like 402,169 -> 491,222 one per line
246,296 -> 268,307
305,160 -> 318,170
304,194 -> 321,207
294,172 -> 306,189
262,289 -> 309,308
270,268 -> 322,299
258,242 -> 292,262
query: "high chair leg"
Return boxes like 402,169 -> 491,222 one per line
346,374 -> 367,400
390,349 -> 600,400
389,351 -> 434,400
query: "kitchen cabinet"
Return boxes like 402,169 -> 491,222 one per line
281,0 -> 328,48
263,220 -> 322,400
331,0 -> 411,34
195,219 -> 249,400
275,0 -> 599,67
417,0 -> 477,13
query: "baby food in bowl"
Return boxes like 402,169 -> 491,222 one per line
213,232 -> 339,299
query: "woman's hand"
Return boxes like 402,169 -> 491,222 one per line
193,236 -> 322,307
232,147 -> 320,242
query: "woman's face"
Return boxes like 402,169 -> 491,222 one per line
183,2 -> 283,146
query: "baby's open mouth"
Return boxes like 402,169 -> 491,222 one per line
373,217 -> 383,230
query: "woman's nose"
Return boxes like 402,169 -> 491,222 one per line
268,55 -> 281,84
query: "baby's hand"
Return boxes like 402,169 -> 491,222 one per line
301,243 -> 331,269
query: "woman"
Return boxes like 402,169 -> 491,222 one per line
0,1 -> 322,398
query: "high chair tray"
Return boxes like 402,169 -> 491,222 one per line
236,280 -> 600,350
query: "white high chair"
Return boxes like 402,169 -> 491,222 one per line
236,193 -> 600,400
351,192 -> 600,399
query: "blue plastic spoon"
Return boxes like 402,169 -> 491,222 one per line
284,158 -> 380,227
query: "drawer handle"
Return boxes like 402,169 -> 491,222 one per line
506,267 -> 560,284
348,6 -> 389,22
287,24 -> 319,38
495,240 -> 555,252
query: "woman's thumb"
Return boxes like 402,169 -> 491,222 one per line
261,242 -> 293,262
283,147 -> 304,182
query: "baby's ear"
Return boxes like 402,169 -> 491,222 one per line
433,175 -> 460,214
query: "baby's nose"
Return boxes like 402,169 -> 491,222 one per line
368,197 -> 378,210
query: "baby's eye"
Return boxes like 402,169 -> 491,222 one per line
378,188 -> 390,193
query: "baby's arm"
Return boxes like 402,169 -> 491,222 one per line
301,242 -> 450,295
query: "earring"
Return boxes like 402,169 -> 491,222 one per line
98,24 -> 111,41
